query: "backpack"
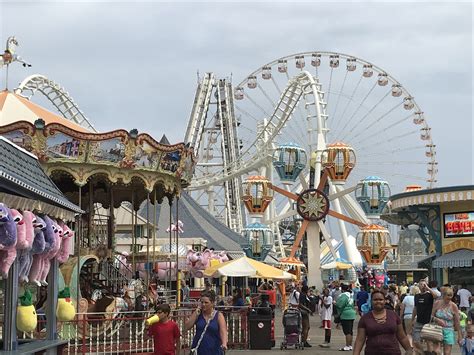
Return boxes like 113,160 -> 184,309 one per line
361,293 -> 372,314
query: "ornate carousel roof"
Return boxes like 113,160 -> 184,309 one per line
0,117 -> 196,209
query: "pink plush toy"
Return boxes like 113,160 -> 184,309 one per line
153,262 -> 177,281
0,209 -> 21,277
56,222 -> 73,264
17,211 -> 35,282
186,249 -> 211,278
38,219 -> 62,286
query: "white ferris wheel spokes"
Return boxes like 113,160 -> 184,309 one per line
187,52 -> 436,285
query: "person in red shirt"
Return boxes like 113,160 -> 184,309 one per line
147,303 -> 181,355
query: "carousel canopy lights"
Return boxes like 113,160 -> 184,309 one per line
241,222 -> 273,261
356,224 -> 392,265
272,142 -> 307,184
322,142 -> 356,183
355,176 -> 391,217
241,175 -> 273,215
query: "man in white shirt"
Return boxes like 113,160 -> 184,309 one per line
458,283 -> 472,312
289,284 -> 300,308
319,288 -> 333,348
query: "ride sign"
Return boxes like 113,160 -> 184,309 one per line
444,211 -> 474,238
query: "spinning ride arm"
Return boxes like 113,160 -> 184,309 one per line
15,75 -> 97,132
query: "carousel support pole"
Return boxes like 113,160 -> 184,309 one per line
4,258 -> 19,351
175,196 -> 179,308
131,192 -> 136,275
108,186 -> 115,250
88,181 -> 93,248
176,270 -> 181,307
146,192 -> 150,289
46,258 -> 59,340
76,185 -> 82,312
168,196 -> 173,290
152,189 -> 157,275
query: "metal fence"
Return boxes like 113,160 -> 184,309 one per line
10,306 -> 250,354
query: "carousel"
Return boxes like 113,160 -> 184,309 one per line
0,36 -> 196,351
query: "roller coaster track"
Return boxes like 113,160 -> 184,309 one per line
14,74 -> 97,132
188,71 -> 323,191
184,73 -> 215,152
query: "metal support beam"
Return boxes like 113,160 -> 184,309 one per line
3,258 -> 19,351
46,258 -> 59,340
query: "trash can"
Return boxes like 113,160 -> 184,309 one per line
248,312 -> 273,350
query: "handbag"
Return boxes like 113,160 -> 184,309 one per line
190,310 -> 216,355
420,322 -> 443,342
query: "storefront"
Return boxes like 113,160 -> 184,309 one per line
383,185 -> 474,289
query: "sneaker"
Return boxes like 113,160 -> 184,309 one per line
319,343 -> 330,348
339,346 -> 352,351
304,342 -> 312,348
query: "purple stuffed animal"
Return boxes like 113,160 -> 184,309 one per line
38,220 -> 62,286
0,203 -> 17,249
0,208 -> 21,277
27,215 -> 47,285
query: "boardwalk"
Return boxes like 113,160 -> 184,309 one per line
227,309 -> 462,355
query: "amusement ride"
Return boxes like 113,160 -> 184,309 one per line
185,52 -> 437,288
1,39 -> 438,296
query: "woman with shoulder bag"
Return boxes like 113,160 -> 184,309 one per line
430,287 -> 462,355
184,290 -> 228,355
354,290 -> 412,355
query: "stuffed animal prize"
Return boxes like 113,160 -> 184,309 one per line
16,289 -> 37,332
56,287 -> 76,321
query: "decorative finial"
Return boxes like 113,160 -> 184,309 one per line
1,36 -> 32,90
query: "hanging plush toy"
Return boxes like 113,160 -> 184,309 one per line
28,215 -> 48,286
38,220 -> 62,286
0,203 -> 17,249
17,210 -> 35,283
16,289 -> 37,332
0,209 -> 21,277
56,222 -> 74,264
56,287 -> 75,321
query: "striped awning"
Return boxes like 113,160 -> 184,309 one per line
432,249 -> 474,268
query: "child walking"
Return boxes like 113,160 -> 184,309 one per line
147,303 -> 181,355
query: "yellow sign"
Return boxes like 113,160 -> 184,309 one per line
442,238 -> 474,254
407,271 -> 414,283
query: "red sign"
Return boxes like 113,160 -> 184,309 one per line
444,211 -> 474,238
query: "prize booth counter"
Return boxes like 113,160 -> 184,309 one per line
0,137 -> 83,353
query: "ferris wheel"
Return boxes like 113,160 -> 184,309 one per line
187,52 -> 437,284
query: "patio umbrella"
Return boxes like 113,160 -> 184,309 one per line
320,258 -> 353,270
204,256 -> 295,279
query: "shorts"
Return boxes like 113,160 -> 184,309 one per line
403,319 -> 413,335
412,322 -> 424,342
341,319 -> 354,335
442,328 -> 455,345
322,320 -> 331,329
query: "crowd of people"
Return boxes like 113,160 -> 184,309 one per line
145,278 -> 474,355
287,279 -> 473,355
